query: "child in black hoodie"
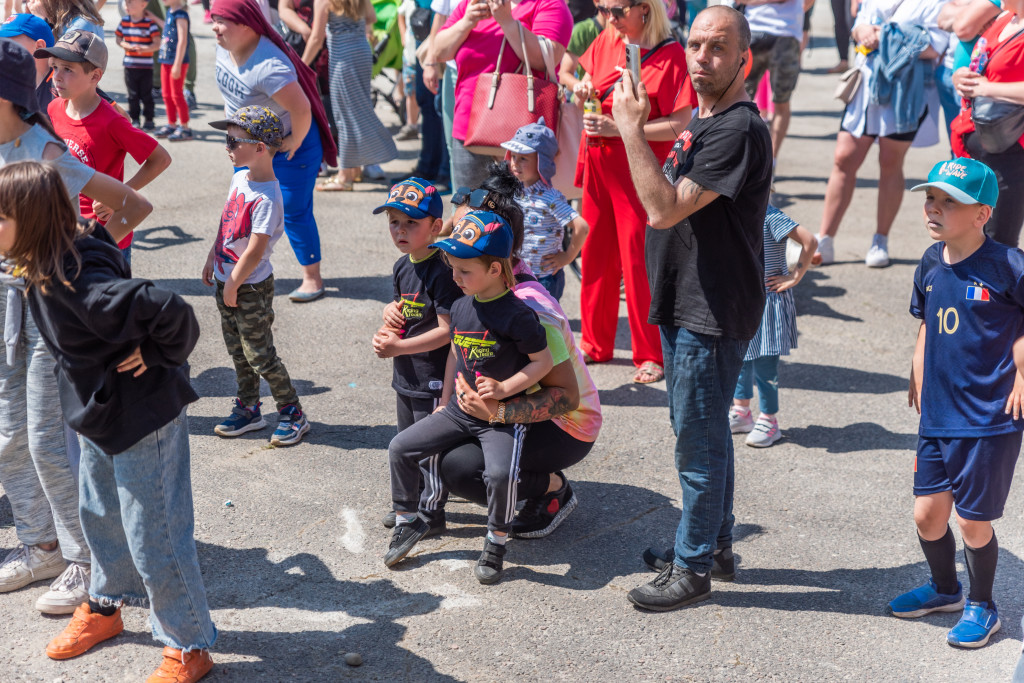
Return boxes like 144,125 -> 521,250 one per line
0,161 -> 217,682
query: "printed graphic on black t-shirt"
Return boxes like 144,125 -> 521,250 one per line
647,101 -> 772,341
391,251 -> 463,398
449,291 -> 547,395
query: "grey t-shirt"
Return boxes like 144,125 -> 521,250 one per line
215,37 -> 298,135
0,125 -> 95,205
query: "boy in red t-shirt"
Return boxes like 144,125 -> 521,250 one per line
36,30 -> 171,266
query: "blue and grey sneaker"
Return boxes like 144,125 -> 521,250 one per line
889,579 -> 965,618
215,399 -> 267,437
271,405 -> 310,446
948,601 -> 1000,648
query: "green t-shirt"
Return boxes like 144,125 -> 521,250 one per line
568,17 -> 602,59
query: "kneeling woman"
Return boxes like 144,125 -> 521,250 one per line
441,166 -> 602,537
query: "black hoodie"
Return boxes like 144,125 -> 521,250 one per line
27,226 -> 200,455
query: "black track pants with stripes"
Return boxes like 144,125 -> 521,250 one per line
389,402 -> 527,534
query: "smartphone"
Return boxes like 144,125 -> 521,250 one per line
625,43 -> 641,96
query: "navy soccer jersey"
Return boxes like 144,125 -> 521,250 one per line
910,237 -> 1024,437
449,290 -> 547,397
391,251 -> 463,399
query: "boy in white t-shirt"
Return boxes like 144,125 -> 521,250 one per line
202,105 -> 310,447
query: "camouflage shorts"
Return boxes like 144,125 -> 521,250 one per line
216,275 -> 300,411
744,35 -> 802,104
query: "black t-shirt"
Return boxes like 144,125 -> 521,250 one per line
392,251 -> 464,398
449,290 -> 547,397
646,101 -> 772,341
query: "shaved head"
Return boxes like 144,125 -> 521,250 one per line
693,5 -> 751,52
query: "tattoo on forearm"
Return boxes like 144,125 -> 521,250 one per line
503,387 -> 573,424
681,179 -> 707,207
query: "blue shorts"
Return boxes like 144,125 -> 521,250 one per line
914,432 -> 1023,521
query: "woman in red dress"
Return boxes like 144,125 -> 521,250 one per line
567,0 -> 693,383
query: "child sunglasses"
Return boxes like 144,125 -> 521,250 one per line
596,2 -> 638,20
451,187 -> 497,210
225,135 -> 262,150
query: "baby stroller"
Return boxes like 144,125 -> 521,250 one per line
371,0 -> 405,121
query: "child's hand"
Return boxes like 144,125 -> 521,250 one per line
541,251 -> 573,272
1006,370 -> 1024,419
202,259 -> 215,286
116,346 -> 148,377
171,64 -> 182,80
372,327 -> 402,358
223,283 -> 239,308
92,200 -> 113,222
475,373 -> 505,400
766,272 -> 803,293
908,366 -> 921,414
382,301 -> 406,329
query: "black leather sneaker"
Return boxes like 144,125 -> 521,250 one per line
642,546 -> 736,581
511,474 -> 578,539
474,540 -> 507,585
383,515 -> 446,567
628,563 -> 712,611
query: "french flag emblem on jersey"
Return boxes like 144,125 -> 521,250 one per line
966,286 -> 990,301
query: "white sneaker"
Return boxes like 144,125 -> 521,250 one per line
865,235 -> 890,268
746,416 -> 782,448
0,544 -> 65,592
363,164 -> 386,180
729,406 -> 754,433
813,234 -> 834,266
35,562 -> 90,614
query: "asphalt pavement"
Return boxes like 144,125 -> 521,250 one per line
2,3 -> 1022,681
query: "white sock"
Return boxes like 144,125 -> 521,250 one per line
396,513 -> 417,526
486,531 -> 507,546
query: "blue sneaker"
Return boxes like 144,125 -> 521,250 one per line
271,405 -> 310,446
889,579 -> 965,618
948,601 -> 1001,648
215,399 -> 266,437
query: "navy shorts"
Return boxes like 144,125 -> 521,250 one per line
914,432 -> 1023,521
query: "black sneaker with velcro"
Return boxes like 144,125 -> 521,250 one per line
474,540 -> 507,585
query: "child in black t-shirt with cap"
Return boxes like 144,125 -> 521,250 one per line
372,178 -> 462,527
385,210 -> 553,585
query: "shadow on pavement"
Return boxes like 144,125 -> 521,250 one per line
598,382 -> 667,407
150,276 -> 393,303
784,422 -> 916,453
198,544 -> 462,681
781,361 -> 906,394
792,270 -> 862,322
132,225 -> 204,251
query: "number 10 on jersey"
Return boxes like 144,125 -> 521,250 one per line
936,307 -> 959,334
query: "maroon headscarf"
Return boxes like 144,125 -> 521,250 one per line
211,0 -> 338,166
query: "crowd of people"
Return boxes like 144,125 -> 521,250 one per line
2,0 -> 1024,679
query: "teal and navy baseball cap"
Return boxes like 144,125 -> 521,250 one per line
373,177 -> 443,219
430,211 -> 513,259
911,157 -> 999,207
0,14 -> 55,47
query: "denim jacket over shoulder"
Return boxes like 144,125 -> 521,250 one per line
870,22 -> 935,134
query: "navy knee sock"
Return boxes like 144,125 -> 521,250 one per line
965,531 -> 998,605
919,526 -> 958,595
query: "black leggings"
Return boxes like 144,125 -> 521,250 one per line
438,420 -> 593,505
831,0 -> 852,62
966,132 -> 1024,247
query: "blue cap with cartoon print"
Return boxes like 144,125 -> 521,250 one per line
430,211 -> 513,259
373,177 -> 443,219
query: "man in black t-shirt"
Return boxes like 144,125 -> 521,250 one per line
612,5 -> 773,612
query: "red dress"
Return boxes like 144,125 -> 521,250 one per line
576,30 -> 695,366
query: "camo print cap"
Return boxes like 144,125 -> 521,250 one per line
209,105 -> 284,147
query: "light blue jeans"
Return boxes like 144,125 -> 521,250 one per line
79,409 -> 216,652
0,297 -> 89,564
733,355 -> 781,415
661,325 -> 747,574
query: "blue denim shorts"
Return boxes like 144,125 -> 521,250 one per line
914,432 -> 1023,521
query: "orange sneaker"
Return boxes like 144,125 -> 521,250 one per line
146,647 -> 214,683
46,602 -> 123,660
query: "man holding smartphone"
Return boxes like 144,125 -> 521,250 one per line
612,4 -> 773,612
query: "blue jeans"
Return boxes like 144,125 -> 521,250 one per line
441,65 -> 457,185
272,128 -> 323,266
416,61 -> 449,180
536,270 -> 565,301
934,63 -> 960,145
661,325 -> 747,574
79,409 -> 217,651
733,355 -> 780,415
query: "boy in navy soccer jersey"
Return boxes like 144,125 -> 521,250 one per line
372,178 -> 463,528
892,158 -> 1024,648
